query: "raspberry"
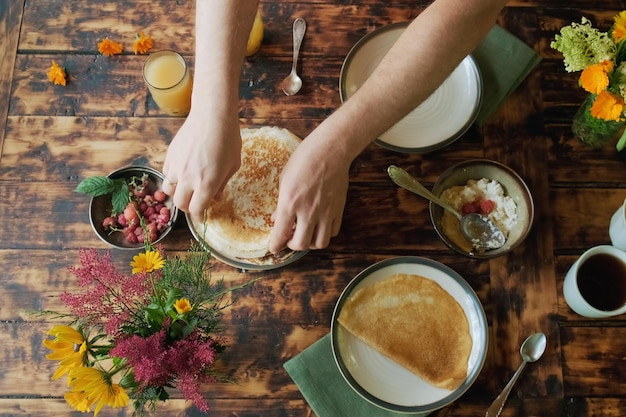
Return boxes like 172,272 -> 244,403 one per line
124,202 -> 140,225
479,200 -> 495,215
154,190 -> 167,202
102,216 -> 117,229
462,203 -> 477,215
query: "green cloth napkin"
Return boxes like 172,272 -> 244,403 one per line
472,24 -> 542,125
283,334 -> 430,417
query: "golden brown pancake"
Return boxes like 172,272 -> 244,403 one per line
191,126 -> 301,261
337,273 -> 472,390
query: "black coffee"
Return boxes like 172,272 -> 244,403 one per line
577,253 -> 626,311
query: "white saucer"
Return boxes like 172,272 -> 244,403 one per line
339,22 -> 482,153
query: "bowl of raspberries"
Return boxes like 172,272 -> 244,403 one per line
79,166 -> 178,249
429,159 -> 534,259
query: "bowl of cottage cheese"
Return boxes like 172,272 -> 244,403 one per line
430,160 -> 534,258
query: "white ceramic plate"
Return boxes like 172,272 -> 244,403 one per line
185,213 -> 307,271
339,22 -> 482,153
331,256 -> 488,413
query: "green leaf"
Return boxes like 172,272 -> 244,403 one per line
75,176 -> 130,214
111,183 -> 130,214
74,176 -> 118,196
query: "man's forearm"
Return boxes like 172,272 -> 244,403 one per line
191,0 -> 259,116
317,0 -> 509,161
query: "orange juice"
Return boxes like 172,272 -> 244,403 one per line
246,10 -> 264,57
143,50 -> 192,116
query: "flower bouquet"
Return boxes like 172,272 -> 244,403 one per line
42,242 -> 254,416
551,11 -> 626,149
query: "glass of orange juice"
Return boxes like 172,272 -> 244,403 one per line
142,50 -> 193,116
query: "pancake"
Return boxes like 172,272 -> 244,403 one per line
192,126 -> 301,261
337,273 -> 472,390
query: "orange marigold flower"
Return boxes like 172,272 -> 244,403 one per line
579,62 -> 611,94
133,31 -> 153,55
591,90 -> 625,121
47,60 -> 67,86
613,11 -> 626,43
97,37 -> 124,56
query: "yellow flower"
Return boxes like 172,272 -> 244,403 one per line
131,250 -> 166,274
613,11 -> 626,43
47,60 -> 67,86
174,298 -> 193,314
579,61 -> 612,94
591,90 -> 624,121
68,367 -> 129,417
64,391 -> 95,413
97,37 -> 124,56
43,325 -> 87,380
133,31 -> 153,55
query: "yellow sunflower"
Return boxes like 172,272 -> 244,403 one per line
613,11 -> 626,43
174,298 -> 193,314
131,250 -> 165,274
68,367 -> 129,416
64,391 -> 95,413
43,325 -> 87,380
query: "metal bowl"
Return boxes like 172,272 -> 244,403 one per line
430,159 -> 534,259
89,166 -> 178,250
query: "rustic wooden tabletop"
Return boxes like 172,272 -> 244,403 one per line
2,0 -> 626,416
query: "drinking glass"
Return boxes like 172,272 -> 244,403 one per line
142,50 -> 192,116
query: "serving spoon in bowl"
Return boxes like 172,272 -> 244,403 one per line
387,165 -> 506,250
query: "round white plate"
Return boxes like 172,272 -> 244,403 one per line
339,22 -> 482,153
331,256 -> 488,413
185,213 -> 307,271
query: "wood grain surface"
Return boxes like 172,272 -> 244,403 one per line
2,0 -> 626,416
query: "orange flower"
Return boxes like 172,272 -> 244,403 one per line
613,11 -> 626,43
47,61 -> 67,86
133,31 -> 153,55
579,61 -> 612,94
97,38 -> 124,56
591,90 -> 624,121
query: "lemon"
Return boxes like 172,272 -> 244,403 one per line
246,10 -> 264,57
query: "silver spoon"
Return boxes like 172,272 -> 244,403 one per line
387,165 -> 506,250
282,18 -> 306,95
485,332 -> 547,417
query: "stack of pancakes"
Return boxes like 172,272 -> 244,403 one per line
338,273 -> 473,391
190,126 -> 301,265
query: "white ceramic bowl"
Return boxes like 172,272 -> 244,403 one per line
331,256 -> 488,414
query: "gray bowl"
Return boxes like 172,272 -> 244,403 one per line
89,166 -> 178,250
430,159 -> 534,259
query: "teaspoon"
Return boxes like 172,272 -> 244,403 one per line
485,332 -> 547,417
387,165 -> 506,250
282,18 -> 306,96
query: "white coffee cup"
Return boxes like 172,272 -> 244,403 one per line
609,198 -> 626,251
563,245 -> 626,318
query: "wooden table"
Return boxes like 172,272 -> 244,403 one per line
2,1 -> 626,416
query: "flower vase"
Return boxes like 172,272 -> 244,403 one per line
572,95 -> 626,148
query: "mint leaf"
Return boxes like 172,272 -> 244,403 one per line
75,176 -> 119,196
111,184 -> 130,214
75,176 -> 130,214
